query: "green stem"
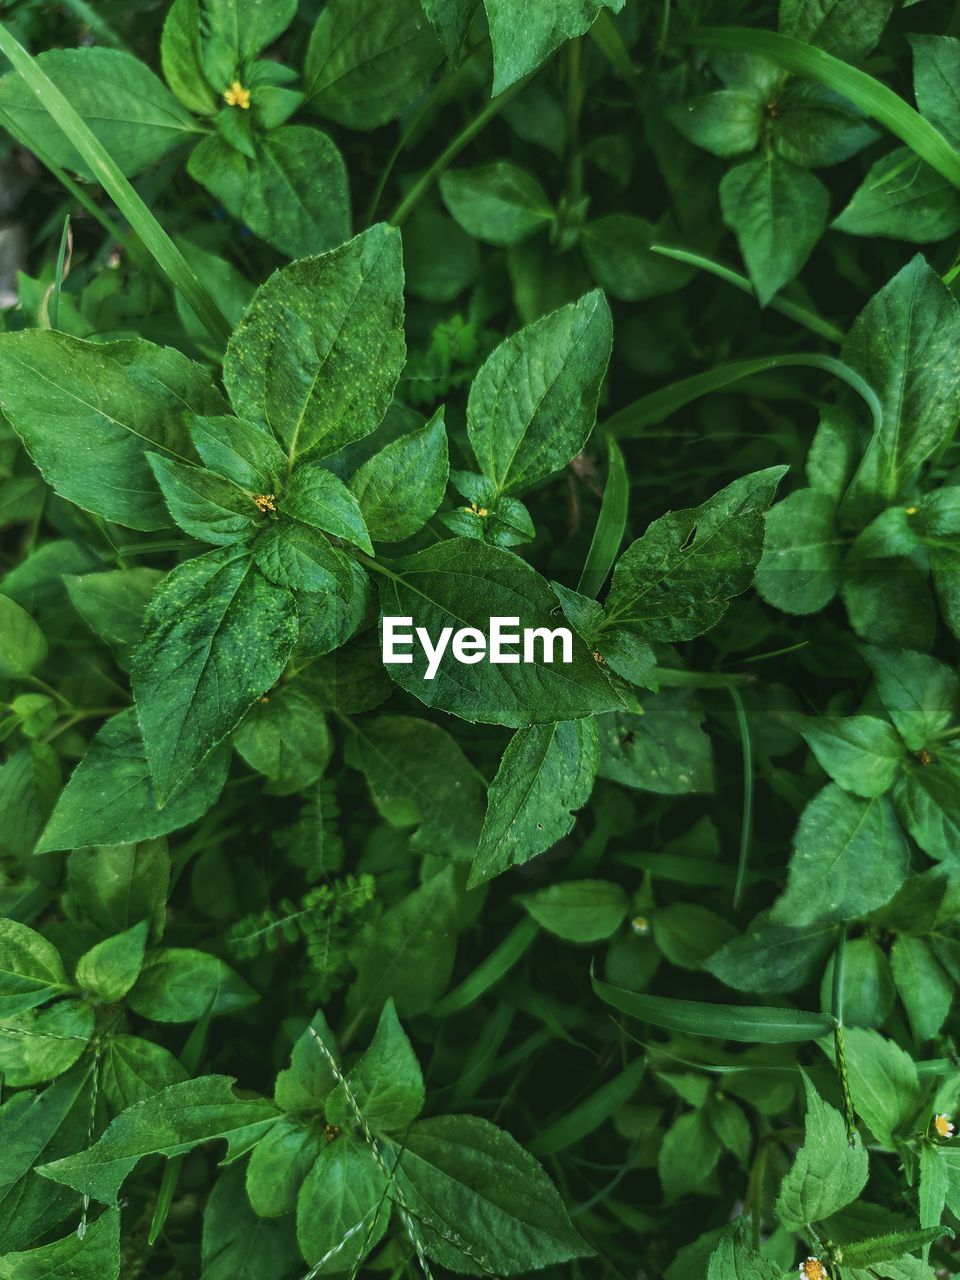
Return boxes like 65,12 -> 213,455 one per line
27,674 -> 72,710
389,74 -> 533,226
728,687 -> 754,911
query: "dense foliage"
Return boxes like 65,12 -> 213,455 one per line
2,0 -> 960,1276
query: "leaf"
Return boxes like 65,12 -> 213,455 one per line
890,935 -> 953,1041
100,1035 -> 188,1111
862,646 -> 958,751
390,1114 -> 591,1272
0,1206 -> 119,1280
204,1164 -> 301,1280
147,453 -> 259,545
519,879 -> 629,943
470,719 -> 598,887
37,1076 -> 279,1204
652,903 -> 737,970
440,162 -> 554,246
484,0 -> 625,94
835,1027 -> 920,1149
603,467 -> 786,640
591,973 -> 834,1042
660,1110 -> 723,1202
0,1001 -> 94,1087
279,462 -> 372,554
844,256 -> 960,516
778,0 -> 894,63
245,1113 -> 323,1218
65,569 -> 163,669
0,332 -> 225,531
705,916 -> 837,993
187,415 -> 286,492
377,538 -> 621,726
530,1056 -> 647,1155
0,48 -> 198,179
832,148 -> 960,243
912,35 -> 960,145
775,1074 -> 868,1230
838,1226 -> 953,1268
792,713 -> 903,797
348,867 -> 459,1020
771,785 -> 909,926
0,596 -> 46,679
0,920 -> 68,1018
597,691 -> 714,795
754,488 -> 843,615
720,151 -> 829,306
39,709 -> 228,852
0,744 -> 60,862
306,0 -> 441,129
344,714 -> 485,857
350,409 -> 449,542
67,839 -> 170,940
233,685 -> 332,795
296,1138 -> 389,1273
580,215 -> 693,302
127,948 -> 257,1022
223,225 -> 405,465
705,1218 -> 783,1280
894,754 -> 960,864
326,999 -> 425,1134
188,126 -> 351,260
467,290 -> 612,496
131,547 -> 298,803
668,91 -> 763,158
75,920 -> 148,1003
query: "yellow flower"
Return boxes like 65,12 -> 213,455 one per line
905,506 -> 918,516
253,493 -> 276,514
223,81 -> 251,109
935,1113 -> 955,1139
799,1259 -> 827,1280
630,915 -> 650,935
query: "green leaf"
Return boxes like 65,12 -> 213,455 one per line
890,935 -> 953,1041
835,1026 -> 920,1149
0,332 -> 225,531
470,719 -> 598,887
603,468 -> 786,640
345,714 -> 485,857
0,1206 -> 119,1280
530,1055 -> 647,1155
720,151 -> 829,306
187,415 -> 286,492
0,596 -> 46,679
844,256 -> 960,515
597,691 -> 714,794
580,215 -> 693,302
0,48 -> 198,180
160,0 -> 217,115
421,0 -> 479,62
279,462 -> 372,554
775,1074 -> 868,1230
147,453 -> 259,545
792,713 -> 903,797
296,1138 -> 389,1273
233,685 -> 332,794
668,91 -> 763,158
245,1113 -> 322,1218
705,916 -> 837,993
838,1226 -> 953,1268
188,126 -> 351,260
820,936 -> 895,1029
591,972 -> 834,1042
274,1011 -> 339,1113
652,903 -> 737,969
306,0 -> 441,129
772,785 -> 909,926
38,1076 -> 278,1204
0,744 -> 60,862
832,148 -> 960,242
467,290 -> 612,497
894,753 -> 960,864
187,0 -> 296,88
390,1113 -> 591,1272
912,35 -> 960,146
39,709 -> 228,852
101,1035 -> 188,1111
131,546 -> 297,803
204,1164 -> 301,1280
127,947 -> 256,1023
224,225 -> 405,466
0,920 -> 68,1017
326,998 -> 424,1134
440,162 -> 554,246
660,1110 -> 723,1202
350,409 -> 449,542
348,867 -> 459,1020
519,879 -> 628,943
377,538 -> 620,726
862,645 -> 958,751
754,487 -> 842,614
0,1001 -> 93,1086
484,0 -> 625,94
778,0 -> 893,63
252,520 -> 353,594
705,1218 -> 782,1280
67,839 -> 170,940
75,920 -> 148,1003
65,569 -> 163,669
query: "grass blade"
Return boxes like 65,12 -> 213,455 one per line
604,353 -> 882,438
686,27 -> 960,191
530,1056 -> 647,1155
592,970 -> 835,1042
431,917 -> 539,1016
0,21 -> 231,348
650,244 -> 844,343
728,686 -> 754,912
50,215 -> 70,330
577,437 -> 628,599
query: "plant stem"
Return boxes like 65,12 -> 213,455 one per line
728,686 -> 754,911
